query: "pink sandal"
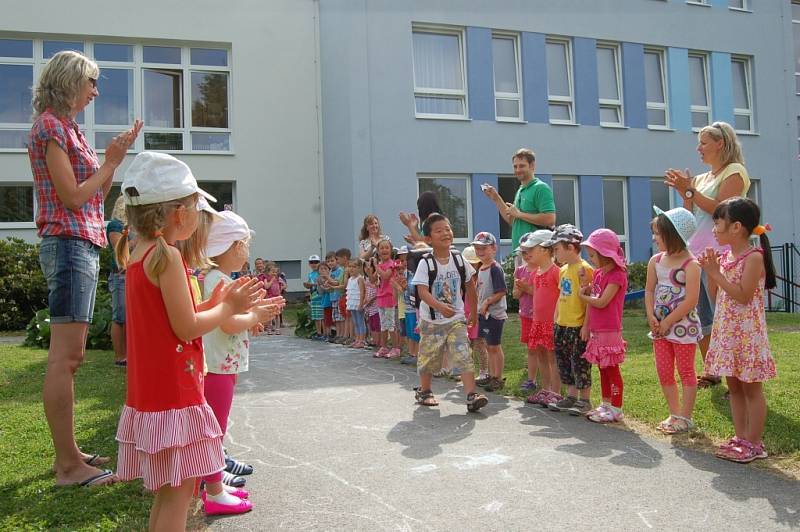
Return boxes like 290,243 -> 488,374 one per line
202,491 -> 253,515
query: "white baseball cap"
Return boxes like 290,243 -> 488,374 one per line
122,152 -> 216,206
308,254 -> 321,262
205,211 -> 252,258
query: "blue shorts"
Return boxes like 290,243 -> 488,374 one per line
108,271 -> 126,323
478,316 -> 505,346
38,236 -> 100,324
404,311 -> 420,342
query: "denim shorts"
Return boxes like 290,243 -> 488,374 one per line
108,271 -> 126,324
479,316 -> 505,346
38,236 -> 100,324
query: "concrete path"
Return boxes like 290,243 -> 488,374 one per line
211,334 -> 799,531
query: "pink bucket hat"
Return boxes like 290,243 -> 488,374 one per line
581,228 -> 626,270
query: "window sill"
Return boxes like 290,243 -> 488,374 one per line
0,148 -> 28,154
735,130 -> 759,136
728,7 -> 752,13
600,124 -> 628,130
549,121 -> 579,127
0,222 -> 36,230
415,115 -> 472,122
647,126 -> 675,132
496,118 -> 527,124
685,1 -> 711,6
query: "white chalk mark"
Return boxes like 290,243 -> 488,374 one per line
447,449 -> 512,470
409,464 -> 437,475
482,500 -> 504,513
637,510 -> 657,529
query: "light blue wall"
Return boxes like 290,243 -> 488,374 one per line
667,47 -> 691,132
574,37 -> 600,126
466,27 -> 494,121
710,52 -> 734,124
621,42 -> 647,129
521,32 -> 548,123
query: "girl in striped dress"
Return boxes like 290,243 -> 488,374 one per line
113,152 -> 263,531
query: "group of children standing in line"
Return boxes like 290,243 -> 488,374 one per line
111,152 -> 287,529
307,195 -> 777,464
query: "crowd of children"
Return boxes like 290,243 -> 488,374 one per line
304,197 -> 777,463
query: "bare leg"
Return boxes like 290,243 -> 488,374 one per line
150,479 -> 196,532
740,381 -> 768,443
660,384 -> 681,415
46,323 -> 116,485
726,377 -> 747,438
110,322 -> 126,362
526,348 -> 539,383
461,372 -> 477,395
680,383 -> 697,419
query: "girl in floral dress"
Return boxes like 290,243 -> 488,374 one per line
699,197 -> 777,463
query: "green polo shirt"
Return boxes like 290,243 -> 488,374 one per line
511,177 -> 556,249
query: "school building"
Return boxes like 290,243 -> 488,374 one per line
1,1 -> 798,293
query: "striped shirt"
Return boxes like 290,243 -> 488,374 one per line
28,110 -> 105,247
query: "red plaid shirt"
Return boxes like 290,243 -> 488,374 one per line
28,110 -> 105,247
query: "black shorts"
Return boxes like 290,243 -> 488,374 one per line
478,316 -> 505,346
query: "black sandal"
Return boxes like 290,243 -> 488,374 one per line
414,387 -> 438,407
697,376 -> 721,388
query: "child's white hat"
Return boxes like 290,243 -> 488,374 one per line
122,151 -> 216,206
206,210 -> 252,258
516,229 -> 554,252
653,206 -> 697,245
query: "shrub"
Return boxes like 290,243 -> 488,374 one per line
0,238 -> 49,330
500,254 -> 519,313
24,288 -> 112,349
627,261 -> 648,290
293,306 -> 315,338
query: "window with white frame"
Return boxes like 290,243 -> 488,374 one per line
792,3 -> 800,94
0,184 -> 34,223
0,38 -> 231,153
198,181 -> 235,211
417,175 -> 471,240
552,176 -> 579,227
492,33 -> 522,121
728,0 -> 749,10
731,56 -> 754,133
412,27 -> 467,119
686,0 -> 709,5
644,48 -> 669,128
650,178 -> 673,212
688,52 -> 711,131
497,176 -> 517,240
546,38 -> 574,124
603,178 -> 628,256
596,43 -> 624,126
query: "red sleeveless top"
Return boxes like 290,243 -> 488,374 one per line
125,246 -> 205,412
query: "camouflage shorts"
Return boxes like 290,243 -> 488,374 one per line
417,320 -> 473,375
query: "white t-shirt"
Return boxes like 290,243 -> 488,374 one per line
411,253 -> 475,324
202,269 -> 249,374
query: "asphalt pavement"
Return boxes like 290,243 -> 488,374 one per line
208,333 -> 799,531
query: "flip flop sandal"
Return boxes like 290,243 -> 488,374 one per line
84,454 -> 110,467
657,416 -> 677,433
697,376 -> 721,388
225,457 -> 254,476
222,470 -> 247,488
414,387 -> 439,407
77,469 -> 115,487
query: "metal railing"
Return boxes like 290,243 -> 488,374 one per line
767,243 -> 799,313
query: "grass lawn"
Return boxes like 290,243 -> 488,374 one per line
0,310 -> 797,529
498,309 -> 800,470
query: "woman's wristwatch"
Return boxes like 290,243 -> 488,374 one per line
684,188 -> 695,199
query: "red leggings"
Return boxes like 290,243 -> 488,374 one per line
653,339 -> 697,386
599,365 -> 624,408
203,373 -> 238,483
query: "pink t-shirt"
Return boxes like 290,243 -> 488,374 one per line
515,265 -> 534,319
376,260 -> 397,308
264,274 -> 282,298
532,264 -> 560,323
587,266 -> 628,332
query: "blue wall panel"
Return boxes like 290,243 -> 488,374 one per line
710,0 -> 728,7
573,37 -> 600,126
537,174 -> 553,187
578,175 -> 604,236
621,42 -> 647,129
466,27 -> 494,121
627,176 -> 654,263
472,174 -> 500,238
521,32 -> 549,123
667,47 -> 691,131
710,52 -> 734,124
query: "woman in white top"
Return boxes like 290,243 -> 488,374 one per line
357,214 -> 388,260
664,121 -> 751,388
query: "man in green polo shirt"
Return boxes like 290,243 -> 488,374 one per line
482,148 -> 556,251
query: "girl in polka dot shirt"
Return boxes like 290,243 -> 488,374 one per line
645,207 -> 703,434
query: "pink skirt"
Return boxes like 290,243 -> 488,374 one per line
116,403 -> 225,491
527,320 -> 555,351
583,330 -> 626,368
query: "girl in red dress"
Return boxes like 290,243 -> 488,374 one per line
113,152 -> 262,531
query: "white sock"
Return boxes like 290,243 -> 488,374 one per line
222,483 -> 238,494
206,489 -> 242,506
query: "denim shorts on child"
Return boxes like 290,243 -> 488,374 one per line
417,320 -> 472,375
38,236 -> 100,324
404,311 -> 420,342
350,309 -> 367,336
478,315 -> 505,346
108,271 -> 126,323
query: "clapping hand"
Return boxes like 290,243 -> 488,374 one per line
697,247 -> 720,275
664,168 -> 693,195
104,119 -> 143,168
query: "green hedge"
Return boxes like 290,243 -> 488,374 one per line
0,238 -> 48,330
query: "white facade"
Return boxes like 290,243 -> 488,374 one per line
0,0 -> 323,290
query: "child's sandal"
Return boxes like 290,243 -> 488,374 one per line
413,387 -> 438,407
